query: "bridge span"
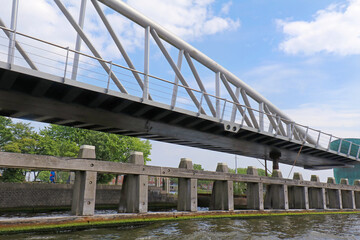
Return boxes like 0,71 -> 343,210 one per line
0,0 -> 358,170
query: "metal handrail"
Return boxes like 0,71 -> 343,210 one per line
1,25 -> 359,159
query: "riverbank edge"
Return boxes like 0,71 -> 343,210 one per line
0,210 -> 359,234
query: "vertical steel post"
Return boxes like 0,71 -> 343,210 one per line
220,100 -> 227,122
259,102 -> 264,132
143,26 -> 150,101
215,72 -> 221,118
348,142 -> 353,157
338,139 -> 343,154
63,47 -> 70,82
106,61 -> 113,93
316,131 -> 321,148
170,49 -> 183,108
230,87 -> 240,122
327,135 -> 333,150
7,0 -> 19,66
71,0 -> 87,80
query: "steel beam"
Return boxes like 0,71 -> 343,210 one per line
71,0 -> 87,80
150,28 -> 205,114
91,0 -> 150,99
7,0 -> 19,66
54,0 -> 128,93
97,0 -> 315,144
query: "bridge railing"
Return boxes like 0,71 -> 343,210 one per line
0,26 -> 359,160
1,149 -> 360,216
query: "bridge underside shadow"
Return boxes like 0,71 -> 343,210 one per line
0,62 -> 355,169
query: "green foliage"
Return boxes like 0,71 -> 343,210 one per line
230,167 -> 267,195
0,117 -> 152,184
1,168 -> 25,182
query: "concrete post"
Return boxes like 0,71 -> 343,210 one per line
327,177 -> 342,209
71,145 -> 97,216
340,178 -> 355,209
308,175 -> 326,209
264,170 -> 288,210
246,166 -> 264,210
354,180 -> 360,209
118,152 -> 148,213
288,172 -> 309,209
177,158 -> 197,212
163,177 -> 170,193
210,163 -> 234,211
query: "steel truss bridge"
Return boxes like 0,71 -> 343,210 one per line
0,0 -> 358,170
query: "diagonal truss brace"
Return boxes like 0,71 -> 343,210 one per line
184,51 -> 216,117
220,74 -> 252,127
0,18 -> 38,70
150,28 -> 205,114
55,0 -> 127,93
91,0 -> 152,100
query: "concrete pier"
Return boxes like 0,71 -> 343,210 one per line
177,158 -> 197,212
327,177 -> 342,209
308,175 -> 326,209
118,152 -> 148,213
264,170 -> 288,210
288,172 -> 309,209
210,163 -> 234,211
340,178 -> 355,209
71,145 -> 97,216
2,150 -> 360,219
246,166 -> 264,210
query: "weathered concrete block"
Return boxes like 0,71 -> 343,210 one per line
354,180 -> 360,209
288,172 -> 308,209
210,163 -> 234,211
118,152 -> 148,213
71,145 -> 97,216
264,170 -> 288,210
340,178 -> 355,209
128,151 -> 144,165
78,145 -> 96,159
308,175 -> 326,209
177,158 -> 197,212
326,177 -> 342,209
246,166 -> 264,210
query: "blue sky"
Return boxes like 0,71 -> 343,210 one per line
1,0 -> 360,181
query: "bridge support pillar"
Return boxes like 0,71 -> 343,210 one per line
340,178 -> 355,209
177,158 -> 197,212
210,163 -> 234,211
288,172 -> 309,209
264,170 -> 288,210
71,145 -> 97,216
269,151 -> 280,171
326,177 -> 342,209
118,152 -> 148,213
246,166 -> 264,210
308,175 -> 326,209
354,180 -> 360,209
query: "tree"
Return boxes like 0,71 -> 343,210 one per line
0,120 -> 39,182
0,118 -> 152,184
0,116 -> 12,148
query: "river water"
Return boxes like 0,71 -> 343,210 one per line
3,214 -> 360,239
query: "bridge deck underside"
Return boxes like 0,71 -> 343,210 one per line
0,63 -> 356,169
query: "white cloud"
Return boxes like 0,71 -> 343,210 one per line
278,0 -> 360,55
126,0 -> 240,40
220,1 -> 233,15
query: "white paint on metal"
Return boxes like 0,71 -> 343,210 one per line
7,0 -> 19,66
71,0 -> 87,80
